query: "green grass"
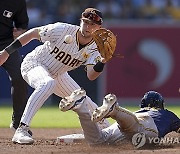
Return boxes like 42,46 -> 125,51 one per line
0,105 -> 180,128
0,106 -> 81,128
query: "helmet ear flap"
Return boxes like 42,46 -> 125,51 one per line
140,92 -> 148,108
140,99 -> 146,108
157,97 -> 165,109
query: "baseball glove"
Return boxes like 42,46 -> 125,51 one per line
92,28 -> 116,62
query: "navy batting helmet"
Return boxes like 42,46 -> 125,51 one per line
140,91 -> 164,109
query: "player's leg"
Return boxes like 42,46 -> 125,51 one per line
58,88 -> 111,145
101,122 -> 125,144
20,65 -> 56,125
55,73 -> 111,144
59,90 -> 125,145
54,72 -> 110,129
92,94 -> 158,138
1,51 -> 28,130
91,94 -> 140,133
12,65 -> 56,144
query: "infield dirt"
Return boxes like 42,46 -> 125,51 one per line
0,128 -> 179,154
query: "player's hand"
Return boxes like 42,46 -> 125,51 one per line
0,50 -> 9,66
100,57 -> 107,63
92,28 -> 116,62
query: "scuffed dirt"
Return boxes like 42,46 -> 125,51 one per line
0,128 -> 179,154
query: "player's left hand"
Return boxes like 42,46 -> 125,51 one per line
0,50 -> 9,66
100,57 -> 107,63
92,28 -> 116,62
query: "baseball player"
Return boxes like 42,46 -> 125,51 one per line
59,89 -> 180,145
0,8 -> 111,144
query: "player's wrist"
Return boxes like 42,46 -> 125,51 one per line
93,61 -> 105,72
100,58 -> 107,63
5,39 -> 22,55
4,50 -> 10,56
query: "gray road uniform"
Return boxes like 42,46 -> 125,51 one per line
72,100 -> 158,145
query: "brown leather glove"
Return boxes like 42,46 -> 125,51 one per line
92,28 -> 116,62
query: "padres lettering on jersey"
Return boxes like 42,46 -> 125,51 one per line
50,46 -> 83,67
27,22 -> 101,76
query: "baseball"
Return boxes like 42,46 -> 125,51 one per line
64,35 -> 73,44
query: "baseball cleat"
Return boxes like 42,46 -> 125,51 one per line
10,122 -> 33,136
10,122 -> 16,131
91,94 -> 117,122
59,88 -> 86,111
12,124 -> 34,144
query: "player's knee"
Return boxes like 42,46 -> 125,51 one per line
37,78 -> 56,92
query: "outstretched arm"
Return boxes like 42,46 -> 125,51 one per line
14,28 -> 39,47
86,65 -> 102,81
86,58 -> 106,81
0,28 -> 39,66
13,28 -> 27,39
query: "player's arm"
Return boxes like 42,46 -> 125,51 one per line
16,28 -> 39,45
0,28 -> 39,66
13,28 -> 27,39
13,0 -> 28,39
86,59 -> 106,80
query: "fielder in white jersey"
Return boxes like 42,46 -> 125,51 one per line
0,8 -> 110,144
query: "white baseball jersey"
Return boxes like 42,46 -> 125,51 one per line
20,22 -> 110,129
21,22 -> 101,78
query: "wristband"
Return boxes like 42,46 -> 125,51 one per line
93,61 -> 105,72
5,39 -> 22,54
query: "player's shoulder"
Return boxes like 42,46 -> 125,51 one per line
53,22 -> 79,30
162,109 -> 173,113
157,109 -> 178,117
39,22 -> 79,34
164,109 -> 177,115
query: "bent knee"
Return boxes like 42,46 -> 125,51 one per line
36,78 -> 56,92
